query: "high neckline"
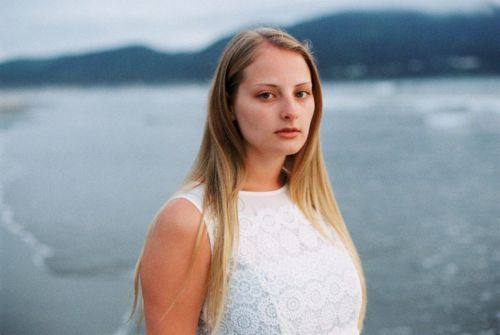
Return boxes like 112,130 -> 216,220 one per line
239,184 -> 288,196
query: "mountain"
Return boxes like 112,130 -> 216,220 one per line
0,8 -> 499,87
287,9 -> 500,78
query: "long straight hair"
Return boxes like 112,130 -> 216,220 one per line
132,27 -> 367,333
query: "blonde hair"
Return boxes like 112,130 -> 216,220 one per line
132,27 -> 367,333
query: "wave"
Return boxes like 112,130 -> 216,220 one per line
0,96 -> 31,114
0,129 -> 55,272
422,101 -> 500,131
322,81 -> 500,131
0,191 -> 136,278
0,186 -> 56,269
43,257 -> 134,278
425,112 -> 469,129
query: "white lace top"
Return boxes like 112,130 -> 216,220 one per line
170,183 -> 362,335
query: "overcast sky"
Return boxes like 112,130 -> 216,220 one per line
0,0 -> 497,61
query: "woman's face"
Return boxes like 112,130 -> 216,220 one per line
232,43 -> 315,163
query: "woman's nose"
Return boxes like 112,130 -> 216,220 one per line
280,96 -> 299,120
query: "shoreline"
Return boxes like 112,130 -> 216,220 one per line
0,223 -> 134,335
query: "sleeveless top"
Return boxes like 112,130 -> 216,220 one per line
170,183 -> 362,335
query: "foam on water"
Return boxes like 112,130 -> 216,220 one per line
1,79 -> 498,334
324,79 -> 500,131
0,96 -> 31,113
0,132 -> 56,271
373,80 -> 397,96
422,100 -> 500,131
44,257 -> 134,277
425,112 -> 469,129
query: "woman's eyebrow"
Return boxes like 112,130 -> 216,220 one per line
253,82 -> 312,87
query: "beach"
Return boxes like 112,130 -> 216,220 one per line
1,224 -> 132,334
1,78 -> 499,334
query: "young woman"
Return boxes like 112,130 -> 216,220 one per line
132,27 -> 367,334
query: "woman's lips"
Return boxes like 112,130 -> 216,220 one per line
275,127 -> 300,138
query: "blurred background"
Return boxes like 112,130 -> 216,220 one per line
1,0 -> 499,334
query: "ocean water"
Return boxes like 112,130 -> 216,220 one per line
0,77 -> 499,334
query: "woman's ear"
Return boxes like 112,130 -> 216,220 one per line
226,92 -> 236,121
225,92 -> 236,121
230,107 -> 236,121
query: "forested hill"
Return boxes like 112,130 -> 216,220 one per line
1,8 -> 499,87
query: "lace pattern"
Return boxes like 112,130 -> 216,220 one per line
172,185 -> 361,335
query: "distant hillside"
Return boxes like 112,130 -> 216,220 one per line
1,8 -> 499,87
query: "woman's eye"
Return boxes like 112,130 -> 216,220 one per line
296,90 -> 310,98
257,92 -> 274,100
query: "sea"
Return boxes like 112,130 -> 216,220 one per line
0,77 -> 499,335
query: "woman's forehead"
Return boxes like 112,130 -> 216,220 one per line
241,44 -> 311,85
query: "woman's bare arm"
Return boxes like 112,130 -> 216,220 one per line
140,198 -> 211,335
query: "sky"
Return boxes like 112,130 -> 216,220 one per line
0,0 -> 497,61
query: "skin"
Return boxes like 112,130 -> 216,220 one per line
234,43 -> 315,191
140,43 -> 315,334
140,199 -> 211,334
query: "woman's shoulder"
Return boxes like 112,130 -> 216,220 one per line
141,184 -> 210,273
150,196 -> 204,246
169,182 -> 205,212
152,182 -> 215,250
140,189 -> 211,333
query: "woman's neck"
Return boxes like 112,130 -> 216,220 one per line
242,154 -> 287,192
